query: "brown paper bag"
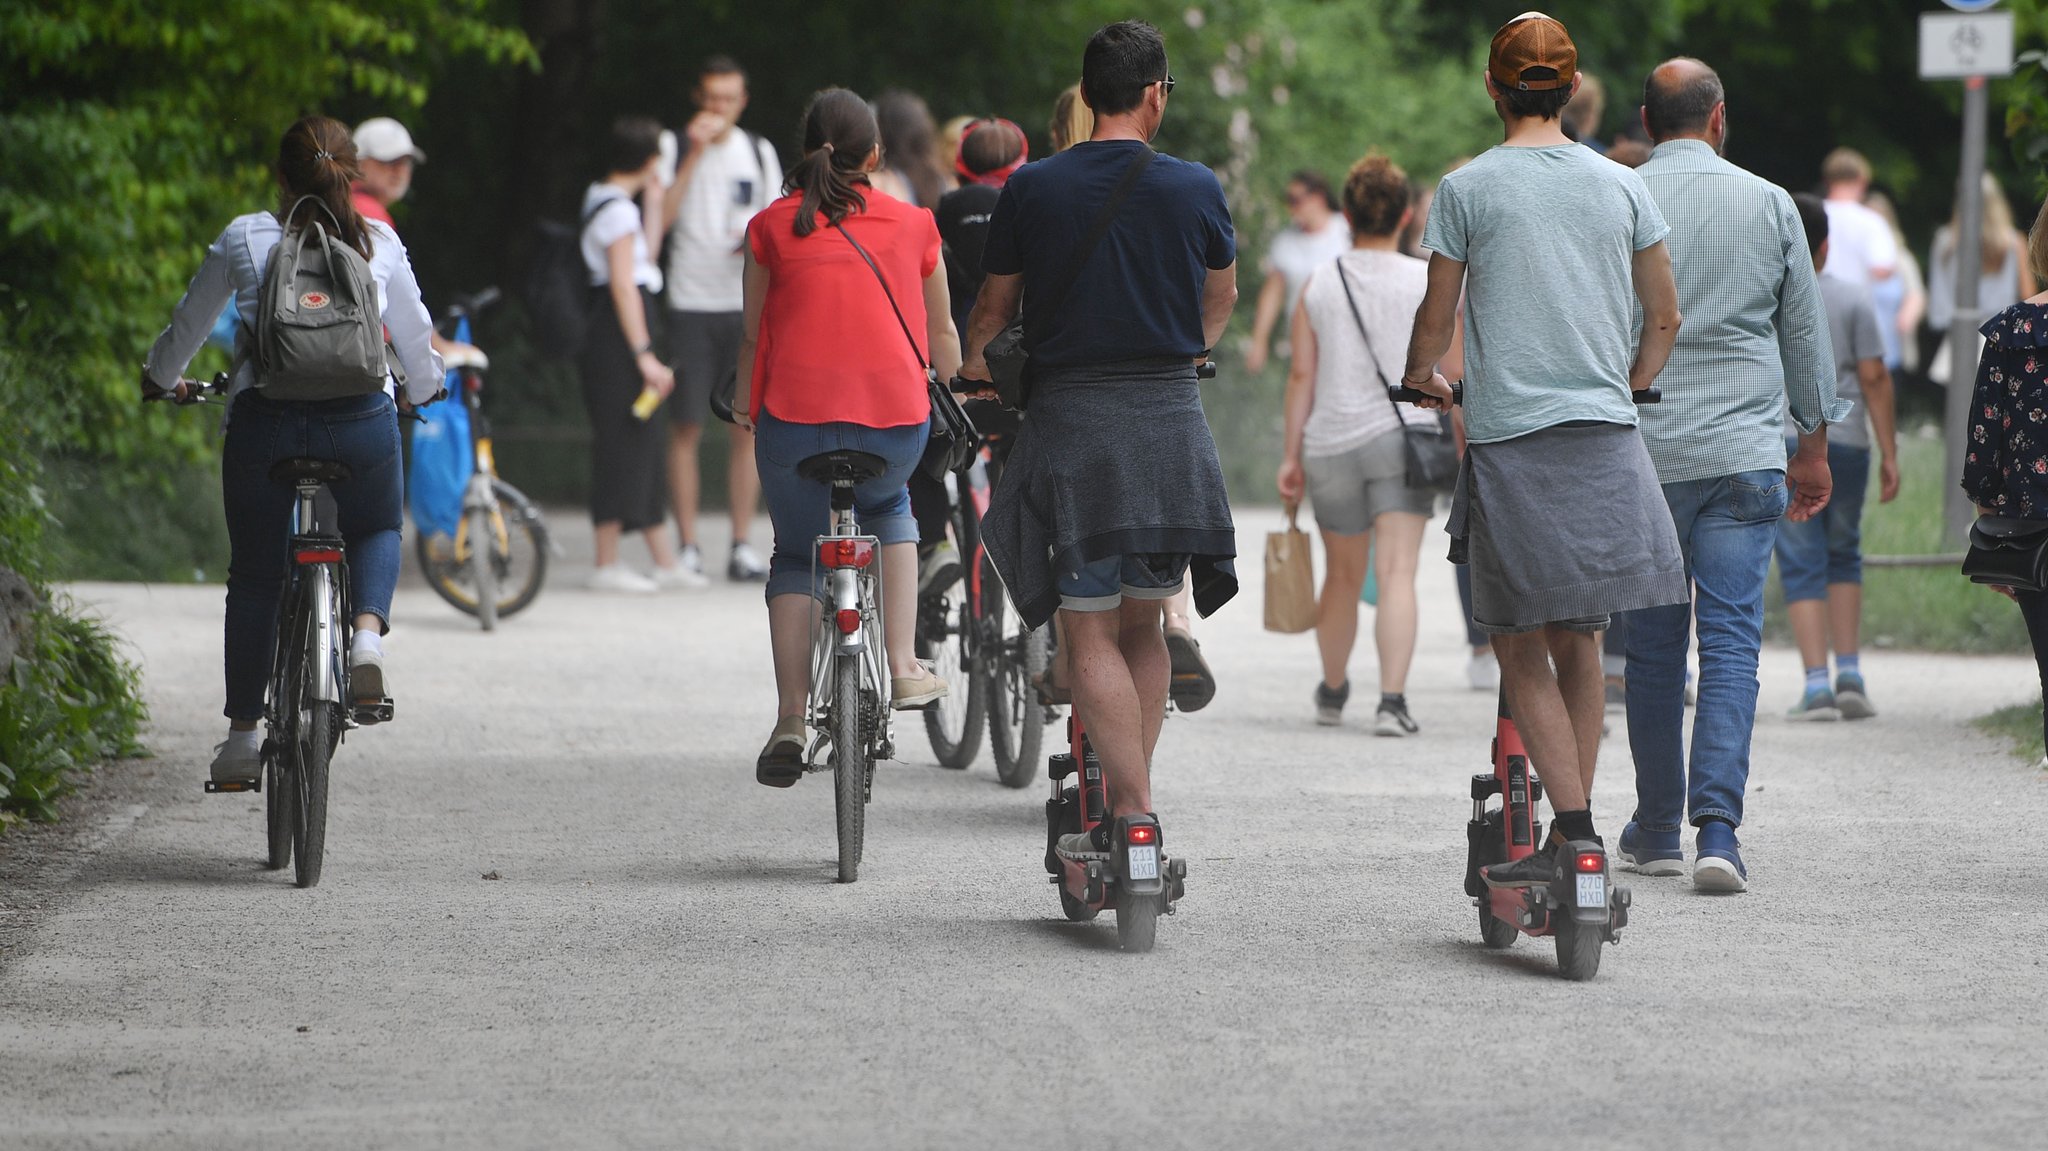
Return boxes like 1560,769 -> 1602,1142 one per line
1263,506 -> 1317,634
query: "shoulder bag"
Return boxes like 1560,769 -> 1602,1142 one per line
1963,515 -> 2048,593
1334,258 -> 1458,492
981,148 -> 1155,410
834,221 -> 979,481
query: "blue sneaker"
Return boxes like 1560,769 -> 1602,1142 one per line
1785,687 -> 1840,722
1834,673 -> 1876,720
1693,821 -> 1747,893
1618,820 -> 1684,877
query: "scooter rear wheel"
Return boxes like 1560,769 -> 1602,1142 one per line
1553,915 -> 1603,981
1115,897 -> 1159,952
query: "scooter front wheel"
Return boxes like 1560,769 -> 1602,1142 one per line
1478,899 -> 1518,949
1115,896 -> 1159,952
1059,886 -> 1098,922
1553,915 -> 1603,981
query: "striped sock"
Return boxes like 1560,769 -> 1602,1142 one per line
1836,653 -> 1861,680
1804,667 -> 1829,694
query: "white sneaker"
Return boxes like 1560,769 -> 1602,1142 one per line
651,563 -> 709,590
209,739 -> 261,785
728,542 -> 769,582
587,564 -> 659,593
677,543 -> 706,575
1467,650 -> 1500,692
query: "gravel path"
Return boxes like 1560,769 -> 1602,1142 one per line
3,508 -> 2043,1150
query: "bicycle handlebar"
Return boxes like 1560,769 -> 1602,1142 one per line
142,373 -> 444,418
946,359 -> 1219,398
1387,382 -> 1661,406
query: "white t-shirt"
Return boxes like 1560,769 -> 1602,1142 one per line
1264,217 -> 1353,318
665,130 -> 779,312
1297,248 -> 1435,457
1821,198 -> 1897,288
581,184 -> 662,292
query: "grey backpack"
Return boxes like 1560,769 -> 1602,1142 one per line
252,197 -> 402,400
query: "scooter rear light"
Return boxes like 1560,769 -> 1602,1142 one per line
818,539 -> 876,569
834,608 -> 861,634
1126,824 -> 1156,845
1576,851 -> 1605,873
294,548 -> 343,565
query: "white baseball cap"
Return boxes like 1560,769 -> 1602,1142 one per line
353,117 -> 426,164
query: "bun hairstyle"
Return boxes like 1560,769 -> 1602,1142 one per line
1341,154 -> 1410,238
956,118 -> 1029,187
276,115 -> 374,260
787,88 -> 879,238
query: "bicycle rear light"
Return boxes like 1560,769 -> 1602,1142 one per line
1575,851 -> 1605,874
294,548 -> 343,565
834,608 -> 861,634
818,539 -> 877,569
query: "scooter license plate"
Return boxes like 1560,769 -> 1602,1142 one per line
1127,845 -> 1159,881
1576,873 -> 1606,909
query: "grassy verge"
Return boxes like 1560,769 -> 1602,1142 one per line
1976,700 -> 2046,765
0,602 -> 147,827
1764,428 -> 2028,653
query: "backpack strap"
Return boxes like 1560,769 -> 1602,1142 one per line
1033,148 -> 1154,323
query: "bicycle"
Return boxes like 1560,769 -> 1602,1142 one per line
147,374 -> 405,888
414,287 -> 552,631
920,402 -> 1052,787
799,449 -> 897,883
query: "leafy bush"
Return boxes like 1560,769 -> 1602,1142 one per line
0,604 -> 147,827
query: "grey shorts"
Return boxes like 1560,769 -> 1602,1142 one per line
1304,431 -> 1436,536
663,309 -> 743,426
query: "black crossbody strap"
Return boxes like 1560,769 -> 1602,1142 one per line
835,221 -> 929,372
1039,148 -> 1155,317
1334,258 -> 1406,419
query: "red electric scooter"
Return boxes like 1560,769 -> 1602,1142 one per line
1043,715 -> 1186,952
1391,380 -> 1656,981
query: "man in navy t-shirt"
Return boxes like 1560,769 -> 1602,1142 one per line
962,19 -> 1239,873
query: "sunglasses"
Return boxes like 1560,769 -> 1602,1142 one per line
1157,74 -> 1176,94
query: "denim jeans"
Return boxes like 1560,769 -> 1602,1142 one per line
1623,468 -> 1789,830
752,412 -> 927,602
222,391 -> 403,720
1776,439 -> 1870,602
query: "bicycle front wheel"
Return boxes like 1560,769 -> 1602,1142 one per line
293,700 -> 334,889
416,480 -> 550,621
987,568 -> 1049,789
920,579 -> 984,768
833,652 -> 866,883
467,505 -> 498,631
264,739 -> 291,870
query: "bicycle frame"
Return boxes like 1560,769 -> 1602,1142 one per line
805,498 -> 891,766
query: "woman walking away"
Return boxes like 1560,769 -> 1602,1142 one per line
1932,172 -> 2036,382
1964,201 -> 2048,769
1276,155 -> 1455,735
142,115 -> 443,784
580,116 -> 691,592
871,90 -> 947,210
740,88 -> 961,786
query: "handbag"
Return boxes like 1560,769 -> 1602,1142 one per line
1334,259 -> 1458,492
834,222 -> 979,481
982,148 -> 1156,410
1963,515 -> 2048,593
1263,506 -> 1318,634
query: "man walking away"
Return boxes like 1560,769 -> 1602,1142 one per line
1400,12 -> 1690,887
1818,148 -> 1896,289
963,20 -> 1239,862
660,56 -> 778,584
1777,192 -> 1900,724
1625,59 -> 1849,893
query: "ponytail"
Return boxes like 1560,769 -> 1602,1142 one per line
276,115 -> 374,260
788,88 -> 879,238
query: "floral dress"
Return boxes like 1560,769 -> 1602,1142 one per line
1966,303 -> 2048,518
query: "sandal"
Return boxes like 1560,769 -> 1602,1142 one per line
756,716 -> 808,788
1164,624 -> 1216,713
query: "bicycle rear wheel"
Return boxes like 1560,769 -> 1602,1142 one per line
986,566 -> 1048,789
833,653 -> 865,883
417,480 -> 549,621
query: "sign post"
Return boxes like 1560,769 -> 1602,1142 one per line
1921,2 -> 2014,543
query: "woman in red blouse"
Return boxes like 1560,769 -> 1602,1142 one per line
737,88 -> 964,785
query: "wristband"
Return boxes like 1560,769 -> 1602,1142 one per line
633,342 -> 655,357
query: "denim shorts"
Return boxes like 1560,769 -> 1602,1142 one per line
753,411 -> 926,602
1776,439 -> 1869,602
1056,553 -> 1190,613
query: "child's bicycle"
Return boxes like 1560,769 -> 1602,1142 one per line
414,288 -> 552,630
147,374 -> 409,887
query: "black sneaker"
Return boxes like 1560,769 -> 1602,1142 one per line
1481,847 -> 1559,889
1314,679 -> 1350,726
1374,698 -> 1419,737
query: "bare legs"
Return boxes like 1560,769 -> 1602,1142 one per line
1788,584 -> 1863,671
1064,599 -> 1171,818
1494,626 -> 1604,814
1314,512 -> 1428,695
593,520 -> 676,570
669,421 -> 763,551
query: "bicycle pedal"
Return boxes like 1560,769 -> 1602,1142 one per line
350,697 -> 395,725
204,778 -> 260,794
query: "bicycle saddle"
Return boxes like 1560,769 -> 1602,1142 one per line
441,347 -> 490,372
797,450 -> 889,485
269,458 -> 353,487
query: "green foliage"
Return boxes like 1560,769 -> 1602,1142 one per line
0,603 -> 147,827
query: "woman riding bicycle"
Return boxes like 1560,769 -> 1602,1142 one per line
737,88 -> 961,786
142,115 -> 443,785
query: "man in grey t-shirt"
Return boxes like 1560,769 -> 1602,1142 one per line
1400,12 -> 1689,888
